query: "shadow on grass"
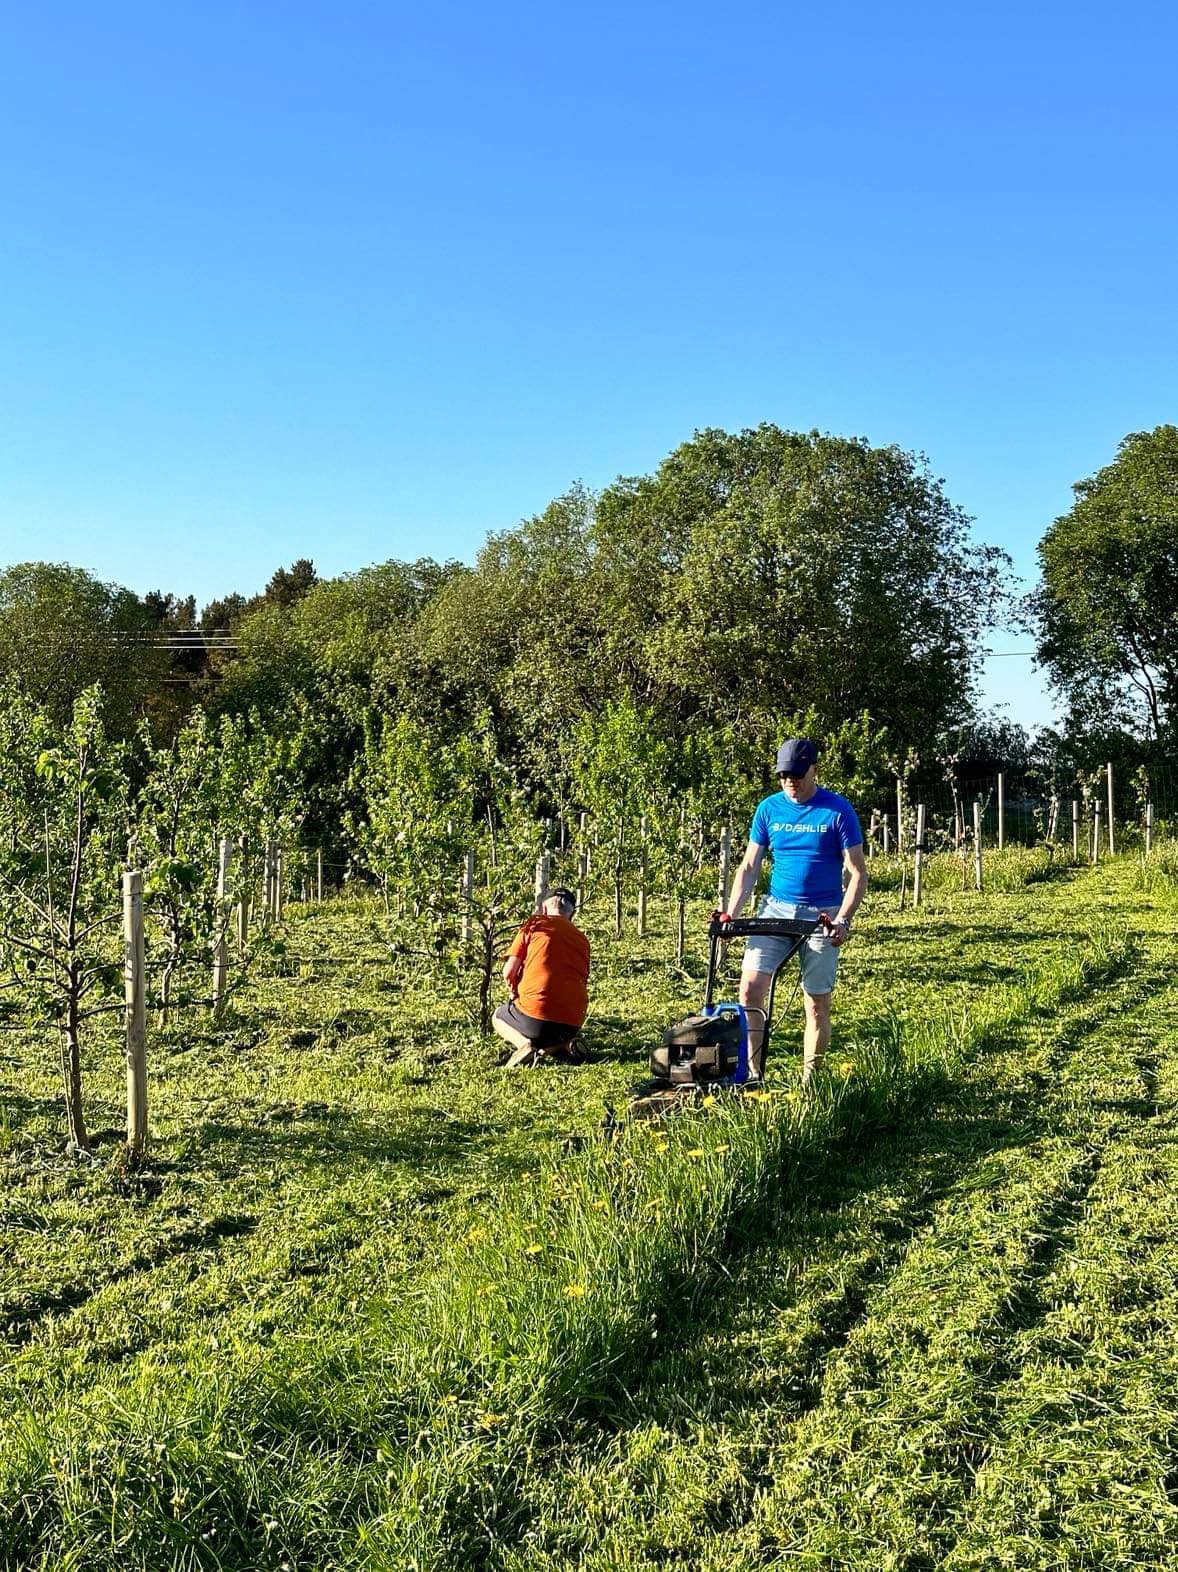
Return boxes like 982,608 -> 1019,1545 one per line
192,1102 -> 515,1175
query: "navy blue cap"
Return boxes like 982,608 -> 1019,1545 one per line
776,738 -> 818,775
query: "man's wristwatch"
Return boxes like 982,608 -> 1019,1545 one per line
832,915 -> 852,932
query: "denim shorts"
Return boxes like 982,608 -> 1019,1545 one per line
740,897 -> 840,996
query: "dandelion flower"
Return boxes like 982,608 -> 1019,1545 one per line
654,1141 -> 669,1153
713,1144 -> 730,1154
478,1411 -> 505,1428
565,1282 -> 588,1298
702,1095 -> 717,1108
839,1062 -> 854,1078
686,1147 -> 707,1158
524,1243 -> 544,1255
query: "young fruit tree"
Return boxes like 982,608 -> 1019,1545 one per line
0,687 -> 129,1151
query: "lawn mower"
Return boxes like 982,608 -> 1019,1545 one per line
625,912 -> 821,1120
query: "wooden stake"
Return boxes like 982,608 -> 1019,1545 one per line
316,847 -> 324,903
1145,801 -> 1154,859
973,800 -> 983,891
275,848 -> 284,921
1072,800 -> 1079,863
1106,762 -> 1115,855
461,851 -> 475,948
211,838 -> 231,1018
637,815 -> 648,938
867,809 -> 878,859
913,804 -> 926,908
1092,803 -> 1102,863
896,779 -> 904,852
123,870 -> 147,1157
882,813 -> 891,855
236,836 -> 250,949
997,773 -> 1005,850
717,826 -> 732,911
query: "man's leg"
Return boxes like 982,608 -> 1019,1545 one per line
738,968 -> 772,1079
802,990 -> 832,1084
491,1003 -> 534,1057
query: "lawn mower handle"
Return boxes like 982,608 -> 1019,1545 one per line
703,915 -> 821,1012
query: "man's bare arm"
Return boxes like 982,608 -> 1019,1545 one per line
725,841 -> 766,918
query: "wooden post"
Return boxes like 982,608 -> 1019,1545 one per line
973,800 -> 983,891
1092,803 -> 1102,863
1106,762 -> 1115,855
262,841 -> 274,922
882,813 -> 891,855
274,848 -> 284,921
461,851 -> 475,947
997,773 -> 1005,850
123,870 -> 147,1157
895,779 -> 904,853
236,836 -> 250,949
1071,800 -> 1079,863
317,847 -> 324,902
1145,801 -> 1154,858
637,815 -> 649,938
913,804 -> 926,908
867,809 -> 878,859
558,816 -> 567,853
211,838 -> 231,1018
534,852 -> 551,910
717,826 -> 732,911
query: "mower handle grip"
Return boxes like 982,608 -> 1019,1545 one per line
707,916 -> 821,941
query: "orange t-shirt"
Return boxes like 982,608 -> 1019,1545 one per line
508,914 -> 590,1026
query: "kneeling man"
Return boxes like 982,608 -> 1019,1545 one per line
493,887 -> 591,1066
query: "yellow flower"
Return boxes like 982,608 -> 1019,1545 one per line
654,1141 -> 669,1153
524,1243 -> 544,1255
702,1095 -> 717,1108
465,1227 -> 487,1243
478,1411 -> 505,1428
564,1282 -> 588,1298
686,1148 -> 706,1158
713,1144 -> 730,1154
441,1394 -> 459,1405
592,1199 -> 608,1211
839,1061 -> 855,1078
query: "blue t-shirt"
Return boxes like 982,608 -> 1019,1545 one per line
749,787 -> 863,909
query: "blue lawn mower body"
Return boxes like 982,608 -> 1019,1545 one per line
643,914 -> 819,1099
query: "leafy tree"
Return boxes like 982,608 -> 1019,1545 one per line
0,563 -> 164,737
0,687 -> 129,1150
131,711 -> 224,1022
1033,425 -> 1178,743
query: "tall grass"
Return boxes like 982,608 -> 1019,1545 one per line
0,927 -> 1134,1571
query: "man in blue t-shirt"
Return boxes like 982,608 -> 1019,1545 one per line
721,737 -> 868,1084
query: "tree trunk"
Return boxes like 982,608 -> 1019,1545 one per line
61,977 -> 88,1151
478,922 -> 496,1035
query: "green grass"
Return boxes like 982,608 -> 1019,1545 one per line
1,856 -> 1176,1568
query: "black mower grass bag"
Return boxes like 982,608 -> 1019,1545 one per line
650,1006 -> 744,1086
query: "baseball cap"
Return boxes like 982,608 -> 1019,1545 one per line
775,738 -> 818,775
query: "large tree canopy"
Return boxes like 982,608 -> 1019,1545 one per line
0,563 -> 162,736
1033,425 -> 1178,743
418,427 -> 1008,771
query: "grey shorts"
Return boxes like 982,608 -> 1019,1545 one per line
740,897 -> 840,996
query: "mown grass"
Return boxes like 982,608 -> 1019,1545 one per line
0,852 -> 1175,1568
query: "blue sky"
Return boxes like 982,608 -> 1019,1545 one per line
2,1 -> 1176,730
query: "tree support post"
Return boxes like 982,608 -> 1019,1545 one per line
212,838 -> 231,1018
913,804 -> 926,908
997,773 -> 1005,850
973,801 -> 983,892
1106,762 -> 1115,855
123,870 -> 147,1158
